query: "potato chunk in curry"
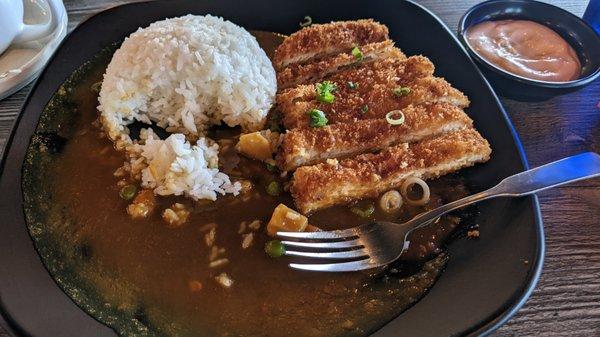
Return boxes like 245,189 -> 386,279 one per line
267,203 -> 308,236
236,130 -> 280,161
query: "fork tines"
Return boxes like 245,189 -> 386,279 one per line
277,229 -> 378,272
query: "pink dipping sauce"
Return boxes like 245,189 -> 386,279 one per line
466,20 -> 581,82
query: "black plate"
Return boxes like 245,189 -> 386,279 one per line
0,1 -> 544,336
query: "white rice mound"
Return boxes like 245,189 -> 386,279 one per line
98,14 -> 276,144
99,14 -> 277,200
129,129 -> 241,201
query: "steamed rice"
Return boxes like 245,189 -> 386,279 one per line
98,14 -> 275,201
98,14 -> 276,144
129,129 -> 241,200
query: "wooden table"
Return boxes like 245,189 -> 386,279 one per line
1,0 -> 598,336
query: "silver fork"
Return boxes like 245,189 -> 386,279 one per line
277,152 -> 600,272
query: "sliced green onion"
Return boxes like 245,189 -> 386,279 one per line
265,240 -> 286,258
385,110 -> 405,125
361,105 -> 369,113
315,81 -> 337,104
266,181 -> 281,196
347,81 -> 359,90
266,163 -> 277,172
392,86 -> 411,97
351,46 -> 363,61
351,203 -> 375,218
90,81 -> 102,93
119,184 -> 137,200
300,16 -> 313,27
307,109 -> 328,127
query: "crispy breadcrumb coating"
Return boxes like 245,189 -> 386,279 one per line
274,19 -> 389,69
277,40 -> 405,89
276,103 -> 473,171
271,20 -> 491,214
277,56 -> 469,129
291,128 -> 491,214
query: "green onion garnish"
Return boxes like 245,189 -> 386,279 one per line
385,110 -> 406,125
299,16 -> 313,27
351,46 -> 363,61
266,163 -> 277,172
266,181 -> 281,196
307,109 -> 328,127
265,240 -> 286,258
361,105 -> 369,113
90,81 -> 102,93
347,81 -> 358,90
315,81 -> 337,104
351,204 -> 375,218
119,184 -> 138,200
392,86 -> 411,97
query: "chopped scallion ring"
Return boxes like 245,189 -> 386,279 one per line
299,16 -> 313,27
307,109 -> 328,127
350,203 -> 375,218
119,184 -> 138,200
385,110 -> 405,125
266,163 -> 277,172
266,181 -> 281,196
392,86 -> 411,96
315,81 -> 337,103
379,190 -> 403,213
351,46 -> 363,61
90,81 -> 102,93
400,177 -> 430,206
361,105 -> 369,113
347,81 -> 358,90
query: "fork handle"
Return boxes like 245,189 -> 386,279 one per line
407,152 -> 600,230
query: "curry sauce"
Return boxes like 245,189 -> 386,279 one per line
22,33 -> 475,337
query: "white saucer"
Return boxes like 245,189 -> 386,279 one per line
0,0 -> 68,100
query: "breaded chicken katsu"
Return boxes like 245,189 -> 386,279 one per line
277,56 -> 470,129
277,40 -> 405,89
274,19 -> 389,69
291,129 -> 491,214
243,20 -> 491,214
276,103 -> 474,171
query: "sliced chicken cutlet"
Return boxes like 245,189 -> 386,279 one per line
273,19 -> 389,70
291,128 -> 491,214
277,40 -> 405,89
277,103 -> 473,171
277,56 -> 470,129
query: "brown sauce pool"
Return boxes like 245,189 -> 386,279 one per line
466,20 -> 581,82
22,32 -> 474,337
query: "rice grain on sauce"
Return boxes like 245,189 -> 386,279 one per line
129,129 -> 241,201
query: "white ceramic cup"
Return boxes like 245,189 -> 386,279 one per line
0,0 -> 63,55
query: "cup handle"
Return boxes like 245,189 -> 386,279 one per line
13,0 -> 64,43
